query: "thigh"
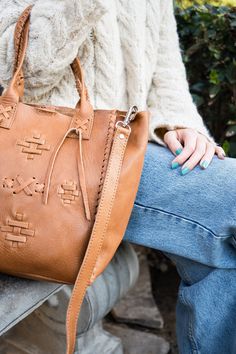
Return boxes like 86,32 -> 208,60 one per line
136,142 -> 236,235
124,142 -> 236,268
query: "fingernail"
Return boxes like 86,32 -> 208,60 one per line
181,167 -> 190,176
200,160 -> 209,169
171,161 -> 180,169
175,148 -> 182,155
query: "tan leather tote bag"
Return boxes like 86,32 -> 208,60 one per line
0,6 -> 149,353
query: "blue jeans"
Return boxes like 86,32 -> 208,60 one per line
123,142 -> 236,354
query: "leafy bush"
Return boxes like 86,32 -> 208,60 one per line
178,0 -> 236,8
175,4 -> 236,156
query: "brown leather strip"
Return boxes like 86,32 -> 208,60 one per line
6,234 -> 26,243
70,58 -> 90,102
66,124 -> 131,354
95,114 -> 116,211
13,5 -> 33,74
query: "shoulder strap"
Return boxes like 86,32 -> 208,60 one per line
66,124 -> 131,354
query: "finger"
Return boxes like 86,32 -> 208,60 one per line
199,143 -> 216,169
164,130 -> 183,158
215,145 -> 226,160
171,129 -> 198,168
180,136 -> 207,175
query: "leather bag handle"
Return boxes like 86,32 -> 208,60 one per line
6,5 -> 90,110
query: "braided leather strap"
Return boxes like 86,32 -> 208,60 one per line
13,5 -> 33,74
13,5 -> 89,103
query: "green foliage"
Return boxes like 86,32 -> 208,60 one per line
175,4 -> 236,156
177,0 -> 236,8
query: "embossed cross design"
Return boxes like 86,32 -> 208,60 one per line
58,181 -> 80,204
17,133 -> 51,160
2,176 -> 45,195
68,117 -> 90,139
12,175 -> 35,196
0,212 -> 35,247
0,105 -> 12,121
74,118 -> 89,131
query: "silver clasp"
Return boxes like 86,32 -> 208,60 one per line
123,105 -> 138,127
115,105 -> 138,132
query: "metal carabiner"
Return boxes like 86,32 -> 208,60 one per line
123,105 -> 138,127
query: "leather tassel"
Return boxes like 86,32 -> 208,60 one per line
77,130 -> 91,221
43,127 -> 91,222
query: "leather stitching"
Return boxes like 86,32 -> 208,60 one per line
0,212 -> 35,248
90,128 -> 128,281
66,126 -> 130,353
0,103 -> 17,129
2,177 -> 44,195
34,183 -> 45,194
57,181 -> 80,205
12,175 -> 35,196
0,105 -> 12,120
2,178 -> 14,189
17,133 -> 51,160
69,110 -> 94,140
13,6 -> 33,75
95,113 -> 116,213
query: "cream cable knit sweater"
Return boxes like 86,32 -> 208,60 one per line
0,0 -> 215,146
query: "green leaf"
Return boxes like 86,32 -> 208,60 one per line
209,69 -> 220,84
222,140 -> 230,154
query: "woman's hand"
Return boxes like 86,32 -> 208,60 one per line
163,128 -> 226,175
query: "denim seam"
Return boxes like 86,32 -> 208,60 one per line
179,290 -> 199,354
134,201 -> 231,240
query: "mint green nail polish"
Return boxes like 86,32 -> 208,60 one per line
200,160 -> 209,169
181,167 -> 190,176
175,148 -> 182,155
171,162 -> 179,169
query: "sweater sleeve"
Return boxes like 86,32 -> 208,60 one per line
147,0 -> 215,147
0,0 -> 107,103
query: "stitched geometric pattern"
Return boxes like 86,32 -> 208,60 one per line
68,117 -> 90,139
0,212 -> 35,248
2,176 -> 44,195
0,104 -> 15,129
17,133 -> 51,160
57,181 -> 80,204
0,105 -> 12,121
73,118 -> 89,131
12,175 -> 35,196
34,182 -> 44,194
2,178 -> 14,189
